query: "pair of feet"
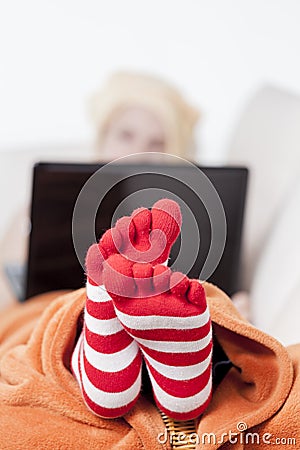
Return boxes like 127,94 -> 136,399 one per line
71,199 -> 212,421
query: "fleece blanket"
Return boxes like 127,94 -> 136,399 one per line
0,284 -> 299,449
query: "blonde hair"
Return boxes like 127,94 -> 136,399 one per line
90,72 -> 200,159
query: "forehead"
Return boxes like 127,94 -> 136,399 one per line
112,106 -> 164,134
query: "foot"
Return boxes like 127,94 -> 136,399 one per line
71,199 -> 182,418
86,198 -> 182,285
102,255 -> 213,421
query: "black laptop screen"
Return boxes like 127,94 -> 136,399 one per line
25,163 -> 247,299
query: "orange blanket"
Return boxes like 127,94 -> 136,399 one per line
0,284 -> 299,449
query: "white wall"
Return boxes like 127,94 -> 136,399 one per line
1,0 -> 300,163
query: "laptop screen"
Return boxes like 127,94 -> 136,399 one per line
25,162 -> 248,299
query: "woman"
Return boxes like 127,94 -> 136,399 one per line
0,71 -> 200,310
90,71 -> 200,161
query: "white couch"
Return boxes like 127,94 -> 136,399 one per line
227,85 -> 300,345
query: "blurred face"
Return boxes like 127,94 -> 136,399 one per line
100,107 -> 166,159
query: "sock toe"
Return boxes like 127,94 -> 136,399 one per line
152,265 -> 171,294
131,208 -> 152,248
152,199 -> 182,238
187,280 -> 206,311
99,227 -> 123,257
115,216 -> 136,249
85,244 -> 106,285
170,272 -> 190,297
152,199 -> 182,230
103,254 -> 136,298
132,263 -> 153,296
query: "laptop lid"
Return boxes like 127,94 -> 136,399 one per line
24,162 -> 248,300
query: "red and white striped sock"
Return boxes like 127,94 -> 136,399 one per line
102,255 -> 213,421
71,199 -> 182,418
71,276 -> 142,418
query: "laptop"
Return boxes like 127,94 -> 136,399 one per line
8,162 -> 248,300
